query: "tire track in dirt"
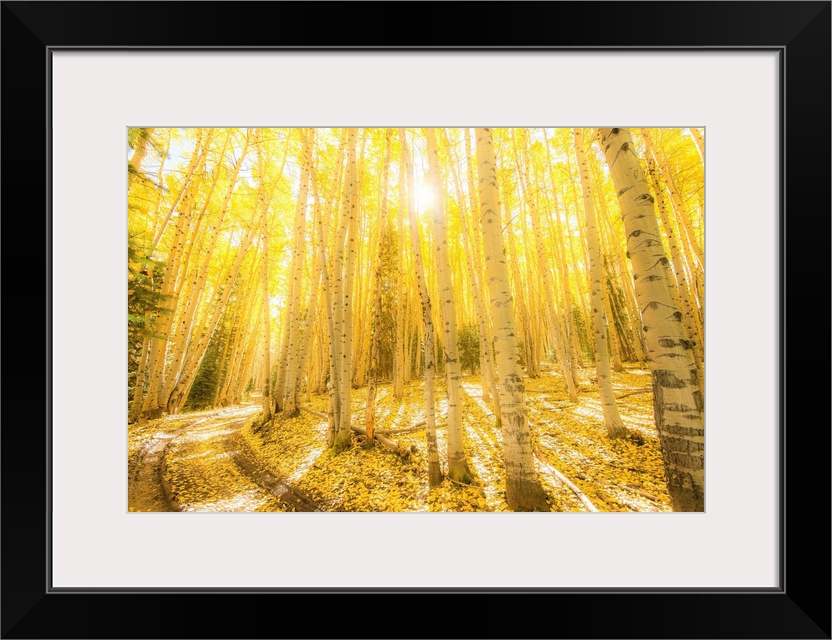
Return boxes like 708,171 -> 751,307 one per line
128,413 -> 223,512
226,428 -> 321,512
130,405 -> 321,512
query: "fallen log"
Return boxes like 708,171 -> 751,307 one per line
350,423 -> 410,458
299,406 -> 327,420
299,406 -> 410,459
533,447 -> 599,512
625,484 -> 660,502
615,387 -> 651,400
375,419 -> 431,436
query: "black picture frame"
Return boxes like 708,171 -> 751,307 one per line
2,2 -> 829,638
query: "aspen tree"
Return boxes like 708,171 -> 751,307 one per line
399,128 -> 442,486
159,131 -> 249,412
167,190 -> 262,413
364,129 -> 392,442
151,130 -> 211,255
442,130 -> 499,411
282,129 -> 314,417
572,128 -> 627,437
331,128 -> 359,452
497,161 -> 538,379
392,136 -> 407,401
426,129 -> 472,483
689,127 -> 705,162
644,130 -> 704,272
256,131 -> 273,424
476,128 -> 547,511
128,128 -> 155,188
596,127 -> 704,511
293,153 -> 336,409
592,160 -> 648,363
542,131 -> 583,385
309,162 -> 341,444
513,132 -> 578,402
141,177 -> 196,419
641,129 -> 705,370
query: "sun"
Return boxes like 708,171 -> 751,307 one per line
415,182 -> 434,209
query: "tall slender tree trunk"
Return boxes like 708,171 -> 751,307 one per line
426,129 -> 472,483
476,128 -> 547,512
308,162 -> 341,445
293,154 -> 335,411
331,128 -> 359,452
689,127 -> 705,161
129,336 -> 150,423
542,131 -> 582,387
513,133 -> 578,402
641,130 -> 705,372
141,186 -> 195,418
160,131 -> 247,412
442,130 -> 499,412
593,163 -> 648,363
257,131 -> 273,424
167,199 -> 261,413
282,129 -> 314,417
601,273 -> 626,371
596,128 -> 704,512
151,129 -> 211,255
400,128 -> 442,486
128,128 -> 155,187
364,129 -> 392,442
643,130 -> 704,271
573,128 -> 627,437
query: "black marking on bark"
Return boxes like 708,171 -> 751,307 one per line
663,403 -> 694,412
693,389 -> 704,412
663,424 -> 703,437
653,369 -> 686,388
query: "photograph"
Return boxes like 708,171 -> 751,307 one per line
127,126 -> 705,513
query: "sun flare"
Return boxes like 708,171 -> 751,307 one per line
415,183 -> 434,208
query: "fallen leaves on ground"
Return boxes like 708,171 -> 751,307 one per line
127,364 -> 672,512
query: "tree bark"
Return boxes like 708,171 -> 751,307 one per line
443,130 -> 500,412
573,128 -> 627,437
426,129 -> 472,482
476,128 -> 547,511
514,132 -> 578,402
364,129 -> 392,442
399,128 -> 442,486
282,129 -> 314,417
256,131 -> 273,423
596,127 -> 704,512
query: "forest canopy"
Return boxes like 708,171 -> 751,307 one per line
128,127 -> 704,513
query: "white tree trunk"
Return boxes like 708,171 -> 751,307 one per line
426,129 -> 472,483
572,128 -> 627,437
400,128 -> 442,486
476,128 -> 547,511
282,129 -> 314,417
596,128 -> 704,512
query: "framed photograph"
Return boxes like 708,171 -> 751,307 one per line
2,2 -> 828,638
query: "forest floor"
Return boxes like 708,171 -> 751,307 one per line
128,364 -> 672,512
